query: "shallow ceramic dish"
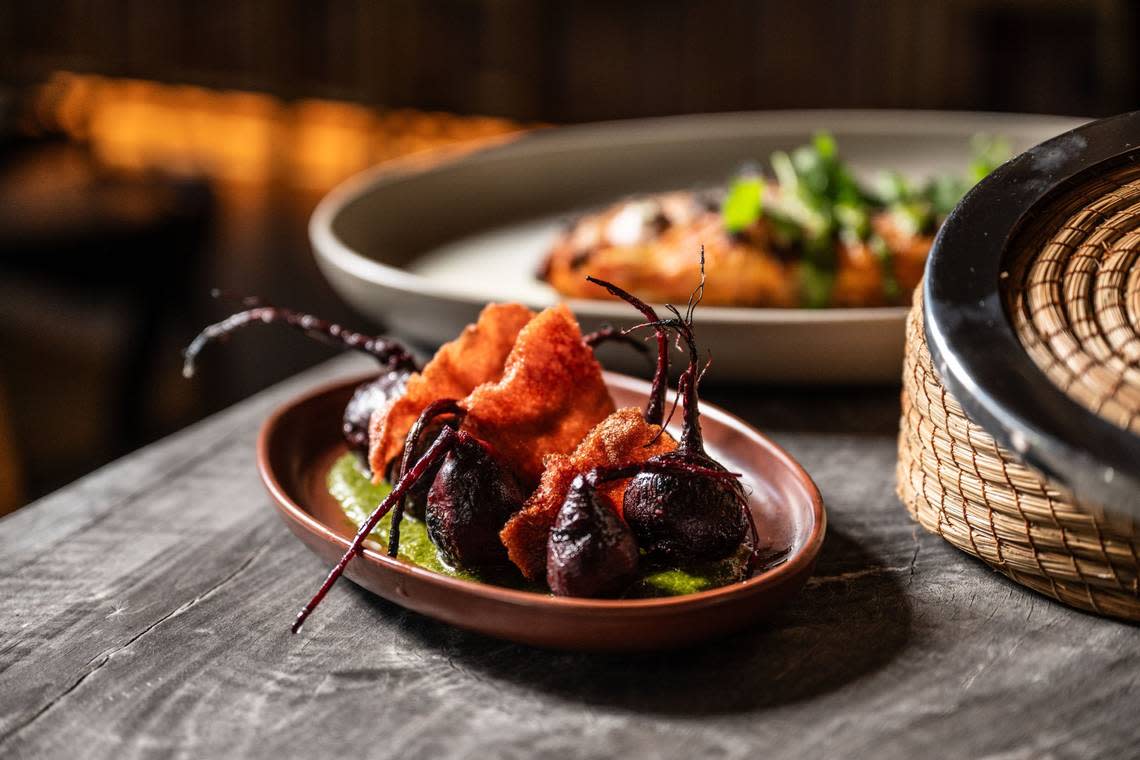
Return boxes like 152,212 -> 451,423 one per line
257,372 -> 826,651
310,110 -> 1086,384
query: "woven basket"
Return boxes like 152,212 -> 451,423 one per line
1006,169 -> 1140,433
898,287 -> 1140,621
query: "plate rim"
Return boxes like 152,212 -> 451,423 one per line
256,370 -> 827,613
309,108 -> 1087,324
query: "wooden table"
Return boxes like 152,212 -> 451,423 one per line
2,355 -> 1135,759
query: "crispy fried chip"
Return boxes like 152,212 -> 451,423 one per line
500,407 -> 676,579
368,302 -> 535,480
459,304 -> 615,491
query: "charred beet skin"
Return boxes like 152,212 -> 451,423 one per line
287,294 -> 692,629
344,369 -> 410,454
387,398 -> 457,531
621,254 -> 754,566
427,432 -> 525,568
622,408 -> 748,561
542,275 -> 672,598
547,473 -> 639,598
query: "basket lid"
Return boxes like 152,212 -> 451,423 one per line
925,111 -> 1140,517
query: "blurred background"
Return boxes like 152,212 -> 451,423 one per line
0,0 -> 1137,514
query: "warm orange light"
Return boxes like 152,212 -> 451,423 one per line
28,72 -> 533,191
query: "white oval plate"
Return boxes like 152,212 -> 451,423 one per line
310,110 -> 1084,384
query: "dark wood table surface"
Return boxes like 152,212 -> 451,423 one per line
2,354 -> 1136,759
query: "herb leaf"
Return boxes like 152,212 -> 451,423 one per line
723,174 -> 764,233
719,131 -> 1009,308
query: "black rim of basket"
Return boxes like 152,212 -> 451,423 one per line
924,110 -> 1140,517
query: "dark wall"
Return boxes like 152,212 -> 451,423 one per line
2,0 -> 1136,122
0,0 -> 1135,509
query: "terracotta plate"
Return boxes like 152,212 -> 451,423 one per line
258,372 -> 825,651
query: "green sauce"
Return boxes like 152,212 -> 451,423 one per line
328,452 -> 478,581
631,546 -> 751,597
327,453 -> 746,597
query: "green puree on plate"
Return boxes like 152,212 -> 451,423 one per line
327,452 -> 478,581
327,453 -> 748,597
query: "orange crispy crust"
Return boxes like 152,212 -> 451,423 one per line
459,304 -> 615,491
368,302 -> 535,481
500,407 -> 677,580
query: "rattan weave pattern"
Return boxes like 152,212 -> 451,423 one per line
1006,167 -> 1140,432
898,289 -> 1140,621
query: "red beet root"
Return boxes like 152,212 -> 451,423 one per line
427,431 -> 524,568
292,424 -> 462,633
547,473 -> 639,598
292,418 -> 527,631
387,398 -> 462,550
545,460 -> 741,598
545,257 -> 757,598
344,370 -> 410,454
623,440 -> 748,562
620,252 -> 756,566
288,266 -> 752,629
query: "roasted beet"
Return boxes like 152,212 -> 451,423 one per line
293,424 -> 463,633
547,473 -> 639,597
294,422 -> 525,631
183,301 -> 418,457
427,432 -> 524,568
288,292 -> 715,630
622,398 -> 747,561
536,277 -> 672,597
387,399 -> 458,533
543,266 -> 752,598
343,369 -> 409,455
390,400 -> 524,568
620,254 -> 755,565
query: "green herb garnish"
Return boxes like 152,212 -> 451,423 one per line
723,173 -> 764,233
719,131 -> 1010,307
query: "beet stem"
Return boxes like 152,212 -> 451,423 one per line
679,247 -> 708,452
183,304 -> 416,378
388,398 -> 466,557
291,426 -> 460,634
582,325 -> 653,372
588,460 -> 741,486
676,367 -> 704,453
585,276 -> 670,426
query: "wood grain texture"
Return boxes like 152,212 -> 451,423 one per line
1,355 -> 1136,760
